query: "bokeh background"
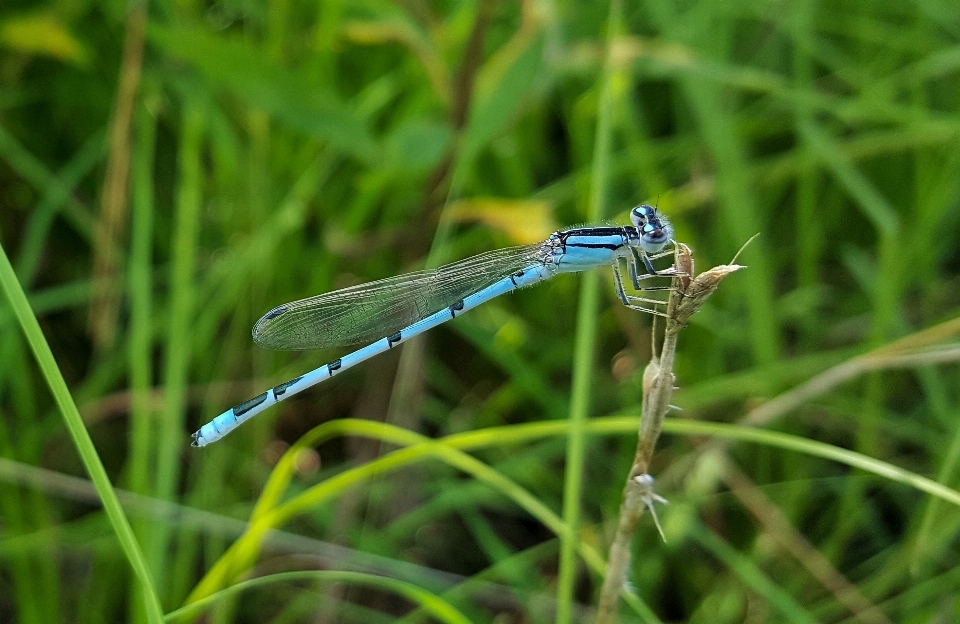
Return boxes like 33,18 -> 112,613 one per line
2,0 -> 960,622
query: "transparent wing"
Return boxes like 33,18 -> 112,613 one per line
252,244 -> 546,350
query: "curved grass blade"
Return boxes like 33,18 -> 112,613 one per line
189,413 -> 959,620
0,241 -> 164,623
167,570 -> 473,624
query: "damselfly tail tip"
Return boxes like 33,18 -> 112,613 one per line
190,431 -> 203,447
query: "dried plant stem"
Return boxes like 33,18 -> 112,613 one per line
632,327 -> 679,476
88,0 -> 147,352
593,482 -> 653,622
594,322 -> 680,624
594,245 -> 744,623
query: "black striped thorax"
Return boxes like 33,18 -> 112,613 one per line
535,225 -> 641,272
550,225 -> 638,252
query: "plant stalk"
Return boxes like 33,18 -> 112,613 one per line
594,246 -> 744,623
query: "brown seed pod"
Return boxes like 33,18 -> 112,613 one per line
672,263 -> 745,325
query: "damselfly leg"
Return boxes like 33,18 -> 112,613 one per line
612,247 -> 678,317
613,263 -> 668,317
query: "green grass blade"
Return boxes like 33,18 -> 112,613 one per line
691,522 -> 819,624
127,90 -> 159,624
0,123 -> 96,240
148,24 -> 376,163
188,418 -> 660,617
167,570 -> 475,624
15,130 -> 105,286
189,411 -> 957,619
557,2 -> 621,622
127,93 -> 157,500
645,0 -> 781,364
0,238 -> 164,623
660,419 -> 960,506
148,99 -> 205,597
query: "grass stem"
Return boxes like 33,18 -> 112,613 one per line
556,2 -> 621,621
0,239 -> 164,623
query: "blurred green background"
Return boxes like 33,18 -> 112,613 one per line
2,0 -> 960,622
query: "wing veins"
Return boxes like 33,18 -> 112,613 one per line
253,244 -> 544,350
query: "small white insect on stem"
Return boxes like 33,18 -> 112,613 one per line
634,473 -> 669,542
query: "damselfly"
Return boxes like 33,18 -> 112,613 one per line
192,204 -> 675,446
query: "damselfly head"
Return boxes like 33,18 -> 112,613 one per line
630,204 -> 674,253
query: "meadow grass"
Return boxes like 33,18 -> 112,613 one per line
1,1 -> 960,623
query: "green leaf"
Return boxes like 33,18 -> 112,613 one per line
0,12 -> 90,66
460,28 -> 545,166
384,118 -> 451,173
149,23 -> 377,162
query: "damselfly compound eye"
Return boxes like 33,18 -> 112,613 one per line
630,204 -> 656,228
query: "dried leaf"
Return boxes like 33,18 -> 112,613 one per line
449,198 -> 556,245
